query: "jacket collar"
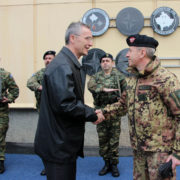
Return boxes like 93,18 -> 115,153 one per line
61,46 -> 81,69
127,56 -> 160,77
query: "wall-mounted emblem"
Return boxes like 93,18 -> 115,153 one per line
82,8 -> 110,36
82,48 -> 105,76
115,48 -> 132,77
151,7 -> 179,35
116,7 -> 144,36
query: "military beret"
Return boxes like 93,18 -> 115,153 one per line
100,53 -> 113,62
43,50 -> 56,60
126,34 -> 159,49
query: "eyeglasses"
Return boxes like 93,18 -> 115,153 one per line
74,34 -> 93,41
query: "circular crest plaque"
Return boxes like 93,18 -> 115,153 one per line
115,48 -> 132,77
116,7 -> 144,36
150,7 -> 179,36
82,48 -> 105,76
82,8 -> 110,36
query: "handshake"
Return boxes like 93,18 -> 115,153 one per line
93,109 -> 105,125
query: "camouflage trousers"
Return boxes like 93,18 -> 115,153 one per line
133,150 -> 176,180
96,117 -> 121,164
0,117 -> 9,160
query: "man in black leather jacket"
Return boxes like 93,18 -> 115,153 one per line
34,21 -> 104,180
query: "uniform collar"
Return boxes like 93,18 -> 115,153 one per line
127,56 -> 160,77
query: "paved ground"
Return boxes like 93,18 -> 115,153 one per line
1,154 -> 180,180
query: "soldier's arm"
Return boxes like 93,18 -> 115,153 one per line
87,75 -> 104,93
102,90 -> 127,117
159,74 -> 180,156
27,72 -> 41,91
5,73 -> 19,103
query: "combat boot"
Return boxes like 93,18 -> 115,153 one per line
0,160 -> 5,174
111,164 -> 120,177
98,160 -> 111,176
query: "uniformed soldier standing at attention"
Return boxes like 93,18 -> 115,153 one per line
27,50 -> 56,176
88,53 -> 126,177
0,67 -> 19,174
99,34 -> 180,180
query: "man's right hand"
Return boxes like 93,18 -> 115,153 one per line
93,110 -> 105,125
1,97 -> 10,103
38,85 -> 43,91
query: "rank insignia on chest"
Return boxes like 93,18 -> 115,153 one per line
138,93 -> 147,101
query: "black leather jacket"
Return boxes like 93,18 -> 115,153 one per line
34,47 -> 97,163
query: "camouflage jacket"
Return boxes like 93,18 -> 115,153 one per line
27,68 -> 45,110
88,68 -> 126,108
0,68 -> 19,116
104,57 -> 180,155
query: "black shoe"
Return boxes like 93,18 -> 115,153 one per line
0,160 -> 5,174
98,160 -> 111,176
40,169 -> 46,176
111,164 -> 120,177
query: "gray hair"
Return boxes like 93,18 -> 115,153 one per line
65,21 -> 90,45
146,47 -> 156,59
137,47 -> 155,60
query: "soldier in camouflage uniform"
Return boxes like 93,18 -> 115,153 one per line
27,50 -> 56,111
0,68 -> 19,173
27,50 -> 56,175
101,34 -> 180,180
88,53 -> 126,177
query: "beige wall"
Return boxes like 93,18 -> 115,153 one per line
0,0 -> 179,108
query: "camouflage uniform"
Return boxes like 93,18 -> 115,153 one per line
103,57 -> 180,180
27,68 -> 45,111
88,68 -> 126,164
0,68 -> 19,160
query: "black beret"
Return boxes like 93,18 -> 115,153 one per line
43,50 -> 56,60
126,34 -> 159,49
100,53 -> 113,62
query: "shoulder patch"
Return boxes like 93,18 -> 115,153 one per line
170,89 -> 180,109
138,93 -> 147,101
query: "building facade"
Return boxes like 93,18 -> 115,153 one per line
0,0 -> 179,153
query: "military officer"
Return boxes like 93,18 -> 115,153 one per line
0,68 -> 19,173
100,34 -> 180,180
27,50 -> 56,175
27,50 -> 56,111
88,53 -> 126,177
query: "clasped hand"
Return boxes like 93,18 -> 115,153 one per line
93,109 -> 104,125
